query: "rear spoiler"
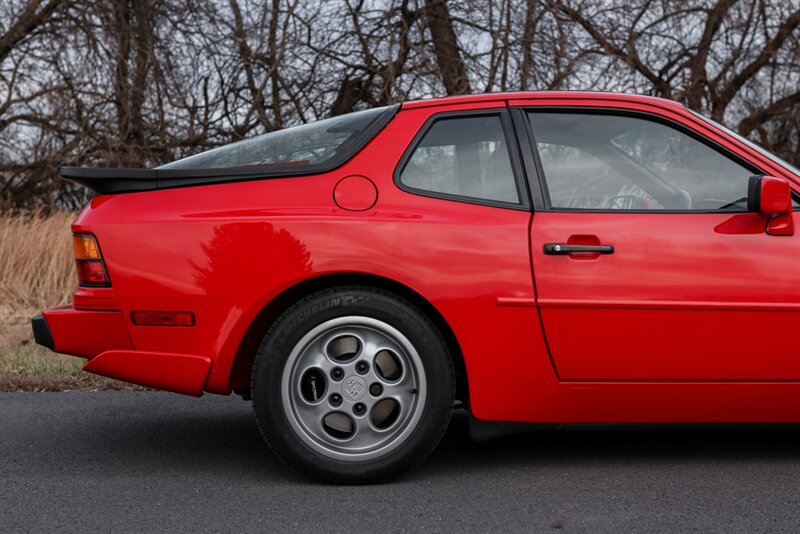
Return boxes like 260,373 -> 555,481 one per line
58,166 -> 316,195
59,163 -> 346,194
60,167 -> 158,194
60,164 -> 338,194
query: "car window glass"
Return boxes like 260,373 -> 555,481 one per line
400,115 -> 519,204
160,106 -> 388,169
689,110 -> 800,209
528,112 -> 756,211
536,142 -> 663,209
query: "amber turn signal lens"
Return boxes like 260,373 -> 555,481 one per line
73,234 -> 101,260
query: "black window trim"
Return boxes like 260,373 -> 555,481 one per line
513,106 -> 799,214
509,108 -> 546,210
393,108 -> 531,211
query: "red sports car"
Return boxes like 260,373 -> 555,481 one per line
33,92 -> 800,482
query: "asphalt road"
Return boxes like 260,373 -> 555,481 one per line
2,392 -> 800,533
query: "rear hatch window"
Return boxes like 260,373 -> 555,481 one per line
160,106 -> 391,170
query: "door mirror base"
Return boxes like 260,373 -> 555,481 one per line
747,175 -> 794,236
766,213 -> 794,236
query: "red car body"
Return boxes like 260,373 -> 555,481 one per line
35,91 -> 799,425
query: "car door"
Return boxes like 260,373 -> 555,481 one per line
517,107 -> 800,380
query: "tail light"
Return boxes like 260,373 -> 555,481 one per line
73,233 -> 110,287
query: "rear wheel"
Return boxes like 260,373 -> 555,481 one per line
251,287 -> 454,483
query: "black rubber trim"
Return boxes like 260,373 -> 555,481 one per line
60,104 -> 400,195
747,175 -> 762,212
509,107 -> 545,210
31,315 -> 54,350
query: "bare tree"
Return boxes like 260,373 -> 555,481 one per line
550,0 -> 800,162
423,0 -> 470,95
0,0 -> 798,211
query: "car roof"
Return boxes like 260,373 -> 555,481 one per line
401,91 -> 687,112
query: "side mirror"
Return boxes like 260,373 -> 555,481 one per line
747,175 -> 794,236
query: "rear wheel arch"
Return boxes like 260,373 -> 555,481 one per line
228,273 -> 469,404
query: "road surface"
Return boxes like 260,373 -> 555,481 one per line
2,392 -> 800,532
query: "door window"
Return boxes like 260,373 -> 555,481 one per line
399,114 -> 520,204
528,112 -> 758,211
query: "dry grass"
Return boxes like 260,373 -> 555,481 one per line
0,211 -> 139,391
0,210 -> 75,317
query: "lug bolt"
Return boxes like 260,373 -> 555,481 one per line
353,402 -> 366,415
355,361 -> 369,375
331,367 -> 344,381
369,383 -> 383,397
330,393 -> 342,406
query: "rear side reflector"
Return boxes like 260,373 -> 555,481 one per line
131,311 -> 195,327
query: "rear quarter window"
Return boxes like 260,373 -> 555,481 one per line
398,114 -> 520,205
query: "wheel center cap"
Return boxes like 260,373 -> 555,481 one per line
343,376 -> 367,401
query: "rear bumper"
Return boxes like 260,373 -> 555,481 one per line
32,308 -> 211,396
34,307 -> 133,358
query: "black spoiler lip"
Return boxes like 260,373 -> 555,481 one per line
59,164 -> 356,194
58,166 -> 289,195
60,167 -> 159,194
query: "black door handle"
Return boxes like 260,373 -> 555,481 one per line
543,243 -> 614,255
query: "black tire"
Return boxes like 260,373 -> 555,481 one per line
251,286 -> 454,483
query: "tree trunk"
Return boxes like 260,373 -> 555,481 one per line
423,0 -> 470,95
